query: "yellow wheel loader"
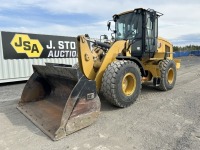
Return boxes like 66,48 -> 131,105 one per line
17,8 -> 181,140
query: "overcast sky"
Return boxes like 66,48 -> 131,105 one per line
0,0 -> 199,46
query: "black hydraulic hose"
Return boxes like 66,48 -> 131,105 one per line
95,41 -> 111,49
86,38 -> 111,49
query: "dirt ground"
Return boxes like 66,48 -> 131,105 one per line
0,56 -> 200,150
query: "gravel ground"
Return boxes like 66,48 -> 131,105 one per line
0,56 -> 200,150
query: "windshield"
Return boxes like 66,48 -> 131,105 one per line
115,12 -> 142,40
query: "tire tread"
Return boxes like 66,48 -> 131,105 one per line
101,60 -> 141,107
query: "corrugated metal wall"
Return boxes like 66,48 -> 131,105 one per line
191,50 -> 200,56
173,51 -> 191,57
0,33 -> 78,83
173,50 -> 200,57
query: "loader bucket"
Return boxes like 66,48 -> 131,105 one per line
17,63 -> 100,141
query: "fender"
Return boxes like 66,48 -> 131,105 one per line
116,56 -> 146,77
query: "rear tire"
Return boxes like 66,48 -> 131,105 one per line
101,60 -> 141,108
153,59 -> 176,91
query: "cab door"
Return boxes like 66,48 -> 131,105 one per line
144,13 -> 158,58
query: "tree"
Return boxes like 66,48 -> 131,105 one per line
173,45 -> 200,51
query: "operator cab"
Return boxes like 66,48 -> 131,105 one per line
111,8 -> 163,59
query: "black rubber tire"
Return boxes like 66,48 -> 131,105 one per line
101,60 -> 141,108
154,59 -> 177,91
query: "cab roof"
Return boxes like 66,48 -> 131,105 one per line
116,8 -> 163,16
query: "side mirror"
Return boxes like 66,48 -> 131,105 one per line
107,21 -> 111,31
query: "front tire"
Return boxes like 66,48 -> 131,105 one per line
101,60 -> 141,108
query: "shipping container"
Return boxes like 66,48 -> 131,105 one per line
0,31 -> 78,83
173,50 -> 200,57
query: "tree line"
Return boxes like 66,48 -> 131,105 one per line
173,45 -> 200,52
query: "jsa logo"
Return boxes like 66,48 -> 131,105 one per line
10,34 -> 43,58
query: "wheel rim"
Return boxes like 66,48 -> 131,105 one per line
167,68 -> 174,84
122,73 -> 136,96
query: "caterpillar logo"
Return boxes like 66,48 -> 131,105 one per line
10,34 -> 43,58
